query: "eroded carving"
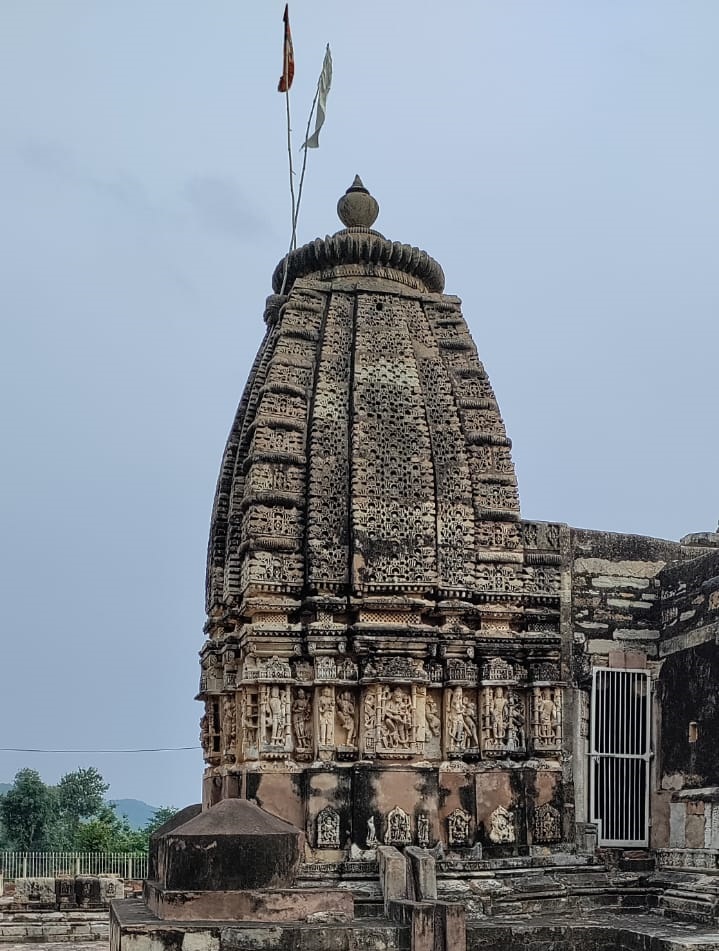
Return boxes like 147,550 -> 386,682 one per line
533,803 -> 561,843
385,806 -> 412,846
317,806 -> 341,848
448,808 -> 472,847
488,805 -> 515,844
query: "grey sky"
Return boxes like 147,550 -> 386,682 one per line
1,1 -> 717,808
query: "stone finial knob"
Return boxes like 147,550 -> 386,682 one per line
337,175 -> 379,228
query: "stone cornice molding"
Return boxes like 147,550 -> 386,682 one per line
272,228 -> 445,295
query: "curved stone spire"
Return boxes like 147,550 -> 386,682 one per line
205,180 -> 536,615
199,179 -> 563,813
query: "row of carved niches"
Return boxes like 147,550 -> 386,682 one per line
232,550 -> 563,597
200,682 -> 562,765
199,652 -> 562,695
311,801 -> 563,852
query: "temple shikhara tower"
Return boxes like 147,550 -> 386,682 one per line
114,179 -> 719,950
199,177 -> 566,849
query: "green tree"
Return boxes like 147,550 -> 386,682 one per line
0,769 -> 55,850
57,767 -> 108,822
143,806 -> 177,838
73,803 -> 145,852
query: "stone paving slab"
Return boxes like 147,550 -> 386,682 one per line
0,938 -> 108,951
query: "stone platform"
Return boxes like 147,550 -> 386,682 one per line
111,900 -> 719,951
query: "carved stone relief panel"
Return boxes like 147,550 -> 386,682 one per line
475,562 -> 524,593
406,302 -> 476,590
481,686 -> 526,756
476,482 -> 520,513
363,657 -> 427,681
523,522 -> 562,551
335,689 -> 358,754
316,806 -> 341,849
533,803 -> 562,843
376,685 -> 416,757
317,686 -> 336,756
258,656 -> 293,681
260,684 -> 292,756
445,686 -> 480,756
351,293 -> 437,588
384,806 -> 412,846
417,813 -> 431,848
222,653 -> 238,690
291,687 -> 312,760
362,686 -> 378,758
247,462 -> 303,498
531,687 -> 562,753
423,690 -> 442,759
241,550 -> 303,589
476,521 -> 522,551
580,691 -> 590,738
447,808 -> 472,847
205,654 -> 223,693
240,687 -> 260,760
481,657 -> 515,683
243,505 -> 303,546
446,659 -> 478,686
488,805 -> 515,844
307,292 -> 352,586
222,696 -> 237,763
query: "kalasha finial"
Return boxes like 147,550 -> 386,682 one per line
337,175 -> 379,228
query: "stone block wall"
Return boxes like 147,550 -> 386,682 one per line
570,529 -> 684,676
657,549 -> 719,791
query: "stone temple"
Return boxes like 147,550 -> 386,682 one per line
112,178 -> 719,951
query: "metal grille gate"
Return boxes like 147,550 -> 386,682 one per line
590,667 -> 651,847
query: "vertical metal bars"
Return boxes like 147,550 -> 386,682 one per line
590,667 -> 651,847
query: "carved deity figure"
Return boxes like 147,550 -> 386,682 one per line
385,805 -> 411,846
531,686 -> 561,750
380,687 -> 412,749
506,692 -> 525,752
291,689 -> 312,750
317,806 -> 340,848
242,691 -> 259,749
336,691 -> 356,746
265,685 -> 289,746
488,805 -> 515,844
447,687 -> 479,751
318,687 -> 335,746
425,696 -> 441,737
538,688 -> 558,739
366,816 -> 378,848
533,803 -> 561,843
490,687 -> 509,743
447,808 -> 471,847
417,814 -> 430,848
364,691 -> 376,730
222,699 -> 236,759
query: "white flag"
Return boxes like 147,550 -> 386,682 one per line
303,45 -> 332,149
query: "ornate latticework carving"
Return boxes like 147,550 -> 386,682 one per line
201,198 -> 564,784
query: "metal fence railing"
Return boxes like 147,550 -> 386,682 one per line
0,851 -> 148,881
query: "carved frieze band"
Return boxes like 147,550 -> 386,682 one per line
199,651 -> 562,766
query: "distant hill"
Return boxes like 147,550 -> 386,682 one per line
109,799 -> 158,830
1,784 -> 157,831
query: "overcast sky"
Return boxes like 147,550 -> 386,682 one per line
1,1 -> 717,809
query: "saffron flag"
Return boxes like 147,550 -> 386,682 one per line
303,45 -> 333,149
278,4 -> 294,93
